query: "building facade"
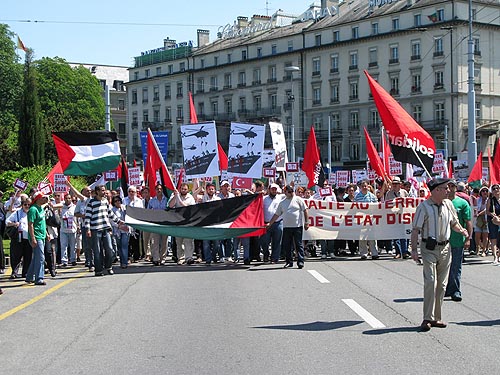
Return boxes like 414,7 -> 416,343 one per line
126,0 -> 500,170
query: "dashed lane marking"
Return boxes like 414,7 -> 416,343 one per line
307,270 -> 330,283
342,298 -> 386,329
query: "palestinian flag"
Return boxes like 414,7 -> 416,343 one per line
125,194 -> 265,240
52,131 -> 121,176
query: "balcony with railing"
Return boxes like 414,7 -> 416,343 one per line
142,121 -> 166,131
368,62 -> 378,68
213,112 -> 237,122
389,58 -> 399,64
433,51 -> 444,57
420,119 -> 448,132
411,54 -> 421,61
411,86 -> 421,94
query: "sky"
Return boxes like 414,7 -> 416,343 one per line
3,0 -> 314,67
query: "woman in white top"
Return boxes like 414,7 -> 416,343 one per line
5,198 -> 32,279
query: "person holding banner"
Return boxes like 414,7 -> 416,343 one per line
123,186 -> 144,262
355,180 -> 379,260
260,183 -> 284,264
25,192 -> 49,285
410,178 -> 469,332
267,185 -> 309,269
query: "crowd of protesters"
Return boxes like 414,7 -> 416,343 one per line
0,174 -> 497,298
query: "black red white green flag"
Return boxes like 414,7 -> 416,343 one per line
302,126 -> 325,188
125,194 -> 265,240
365,71 -> 436,174
52,131 -> 121,176
468,151 -> 483,188
143,128 -> 175,198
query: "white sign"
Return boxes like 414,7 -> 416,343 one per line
54,174 -> 68,193
38,182 -> 53,196
13,178 -> 28,191
286,162 -> 299,172
431,152 -> 445,174
336,171 -> 350,187
263,168 -> 276,178
128,167 -> 141,186
319,187 -> 333,197
285,171 -> 308,186
104,170 -> 118,181
328,172 -> 337,186
352,170 -> 368,183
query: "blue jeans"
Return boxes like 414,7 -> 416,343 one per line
91,230 -> 114,273
393,238 -> 409,256
60,231 -> 76,264
116,232 -> 130,267
221,238 -> 234,258
260,221 -> 283,262
25,239 -> 45,283
282,227 -> 304,265
445,246 -> 463,298
203,240 -> 221,263
82,226 -> 93,267
234,237 -> 250,261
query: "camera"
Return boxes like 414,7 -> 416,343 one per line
425,236 -> 437,250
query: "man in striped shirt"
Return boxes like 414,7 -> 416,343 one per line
84,185 -> 125,276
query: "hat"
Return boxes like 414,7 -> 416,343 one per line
392,176 -> 401,183
220,180 -> 230,187
457,182 -> 466,192
428,178 -> 452,192
447,179 -> 458,187
480,186 -> 489,193
32,191 -> 48,203
269,183 -> 280,189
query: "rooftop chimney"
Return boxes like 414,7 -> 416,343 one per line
237,16 -> 249,28
164,37 -> 177,49
197,29 -> 210,48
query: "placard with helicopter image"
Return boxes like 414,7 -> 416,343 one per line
180,122 -> 220,179
227,122 -> 265,178
269,121 -> 288,171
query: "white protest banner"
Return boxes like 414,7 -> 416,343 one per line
104,170 -> 118,182
54,174 -> 68,193
302,198 -> 424,241
336,170 -> 350,187
351,169 -> 367,183
263,167 -> 276,178
38,182 -> 53,196
128,167 -> 141,186
13,178 -> 28,191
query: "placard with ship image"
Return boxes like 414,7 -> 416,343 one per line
269,122 -> 288,171
227,122 -> 265,178
181,122 -> 220,179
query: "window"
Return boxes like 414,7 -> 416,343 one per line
239,97 -> 246,111
153,86 -> 159,101
165,107 -> 171,122
165,84 -> 171,99
330,54 -> 339,73
333,144 -> 341,161
156,67 -> 161,76
312,57 -> 321,76
349,111 -> 359,130
331,112 -> 340,130
145,69 -> 150,78
253,69 -> 261,85
474,66 -> 481,84
414,14 -> 422,27
200,59 -> 205,68
389,45 -> 399,64
131,89 -> 137,104
472,8 -> 477,20
224,73 -> 232,89
118,123 -> 126,138
369,48 -> 378,67
118,99 -> 125,111
473,38 -> 481,55
271,44 -> 277,55
411,40 -> 421,60
434,37 -> 444,57
437,9 -> 444,21
333,30 -> 340,42
168,65 -> 173,74
153,109 -> 160,123
370,110 -> 380,128
371,23 -> 379,35
330,84 -> 339,103
177,105 -> 184,121
349,81 -> 358,100
313,115 -> 322,128
242,50 -> 247,60
225,99 -> 232,114
434,71 -> 444,88
132,111 -> 138,127
349,52 -> 358,70
210,76 -> 218,91
268,65 -> 277,82
350,143 -> 359,160
475,101 -> 481,119
197,78 -> 204,93
257,47 -> 262,57
132,134 -> 138,148
390,76 -> 399,95
312,86 -> 321,105
133,72 -> 139,80
270,94 -> 278,110
142,88 -> 148,103
227,53 -> 232,64
176,82 -> 183,98
254,95 -> 261,111
179,62 -> 185,71
352,27 -> 359,39
315,34 -> 321,46
392,18 -> 399,31
143,109 -> 149,122
434,102 -> 445,123
412,74 -> 421,92
238,71 -> 246,87
412,105 -> 422,123
288,41 -> 293,52
198,102 -> 204,116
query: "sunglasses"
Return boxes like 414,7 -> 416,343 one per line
22,203 -> 31,206
493,187 -> 500,191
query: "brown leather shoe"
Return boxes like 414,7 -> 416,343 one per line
430,320 -> 447,328
420,320 -> 431,331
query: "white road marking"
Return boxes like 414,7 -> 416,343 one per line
342,299 -> 386,329
307,270 -> 330,283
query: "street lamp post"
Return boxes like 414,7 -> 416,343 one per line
284,66 -> 301,162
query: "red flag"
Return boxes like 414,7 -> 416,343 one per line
133,159 -> 137,168
188,91 -> 198,124
448,158 -> 453,178
116,157 -> 129,195
45,161 -> 63,186
364,128 -> 386,180
218,142 -> 228,172
176,168 -> 184,190
365,71 -> 436,173
302,126 -> 325,188
232,177 -> 252,189
145,129 -> 175,197
488,148 -> 498,185
468,151 -> 483,183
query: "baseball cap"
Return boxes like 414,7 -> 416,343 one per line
221,180 -> 230,186
428,178 -> 452,192
32,191 -> 48,203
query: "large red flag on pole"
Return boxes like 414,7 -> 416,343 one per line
488,148 -> 499,185
217,142 -> 228,172
364,128 -> 386,180
302,126 -> 325,188
188,91 -> 198,124
468,151 -> 483,187
145,129 -> 176,198
364,71 -> 436,174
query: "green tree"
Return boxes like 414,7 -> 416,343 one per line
35,57 -> 105,163
18,49 -> 44,166
0,24 -> 22,171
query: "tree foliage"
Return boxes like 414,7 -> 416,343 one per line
0,24 -> 22,172
19,49 -> 44,167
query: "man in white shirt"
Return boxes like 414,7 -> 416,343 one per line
168,183 -> 196,265
260,183 -> 284,264
123,186 -> 144,262
202,183 -> 223,264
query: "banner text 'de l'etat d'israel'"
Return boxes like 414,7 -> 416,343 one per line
302,197 -> 425,241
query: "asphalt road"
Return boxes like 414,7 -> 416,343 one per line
1,253 -> 499,375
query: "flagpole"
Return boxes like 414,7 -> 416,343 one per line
381,125 -> 386,174
411,148 -> 432,178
